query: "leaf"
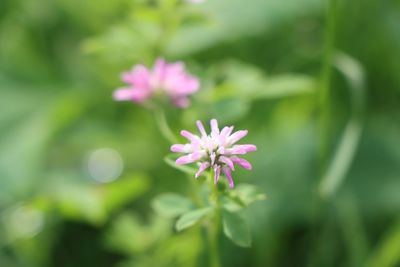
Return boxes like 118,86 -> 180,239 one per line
222,209 -> 251,247
250,74 -> 316,100
222,184 -> 266,212
175,207 -> 213,232
235,184 -> 267,206
221,196 -> 244,212
101,174 -> 150,212
367,220 -> 400,267
104,213 -> 152,254
206,61 -> 316,104
152,193 -> 195,218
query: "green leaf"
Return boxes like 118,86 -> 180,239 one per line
221,196 -> 244,212
222,209 -> 251,247
102,174 -> 150,212
176,207 -> 213,232
235,184 -> 267,206
249,74 -> 316,100
206,61 -> 315,104
152,193 -> 195,218
222,184 -> 266,212
104,213 -> 152,254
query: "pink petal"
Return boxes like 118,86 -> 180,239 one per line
222,167 -> 235,188
166,62 -> 185,75
226,144 -> 257,155
214,166 -> 221,184
219,156 -> 235,170
230,156 -> 252,170
210,119 -> 219,135
221,126 -> 234,137
122,65 -> 151,88
210,152 -> 216,165
180,130 -> 199,142
195,162 -> 210,178
113,88 -> 151,103
169,76 -> 199,95
196,120 -> 207,137
175,152 -> 203,165
113,88 -> 135,101
228,130 -> 248,145
153,58 -> 167,83
217,147 -> 226,155
170,144 -> 192,153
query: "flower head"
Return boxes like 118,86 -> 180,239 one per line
171,119 -> 256,188
113,58 -> 199,108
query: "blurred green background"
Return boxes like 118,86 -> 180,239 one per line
1,0 -> 400,266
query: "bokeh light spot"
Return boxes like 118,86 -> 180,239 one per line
87,148 -> 124,183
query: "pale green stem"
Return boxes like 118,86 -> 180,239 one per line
318,0 -> 337,172
208,170 -> 221,267
153,108 -> 178,144
319,53 -> 366,198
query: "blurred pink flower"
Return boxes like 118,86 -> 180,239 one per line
171,119 -> 256,188
113,58 -> 199,108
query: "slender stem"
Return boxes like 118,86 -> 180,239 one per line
308,1 -> 338,263
318,0 -> 337,172
208,170 -> 221,267
153,108 -> 178,144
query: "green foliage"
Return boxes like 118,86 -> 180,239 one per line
152,193 -> 195,218
222,209 -> 251,247
0,0 -> 399,266
175,207 -> 213,231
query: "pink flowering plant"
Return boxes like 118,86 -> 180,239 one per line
110,0 -> 265,264
113,59 -> 265,264
157,118 -> 265,256
113,58 -> 199,108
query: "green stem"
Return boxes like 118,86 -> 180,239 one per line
153,108 -> 178,144
319,53 -> 366,198
208,170 -> 221,267
318,0 -> 337,172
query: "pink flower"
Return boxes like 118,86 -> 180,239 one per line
113,58 -> 199,108
171,119 -> 256,188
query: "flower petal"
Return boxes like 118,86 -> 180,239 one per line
226,144 -> 257,155
221,126 -> 234,137
152,58 -> 167,83
222,167 -> 235,188
210,119 -> 219,135
113,88 -> 150,102
180,130 -> 198,142
195,162 -> 210,178
228,130 -> 248,145
170,144 -> 192,153
210,152 -> 216,165
175,152 -> 203,165
196,120 -> 207,137
219,156 -> 235,170
113,88 -> 135,101
230,156 -> 252,170
214,166 -> 221,184
122,65 -> 151,88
